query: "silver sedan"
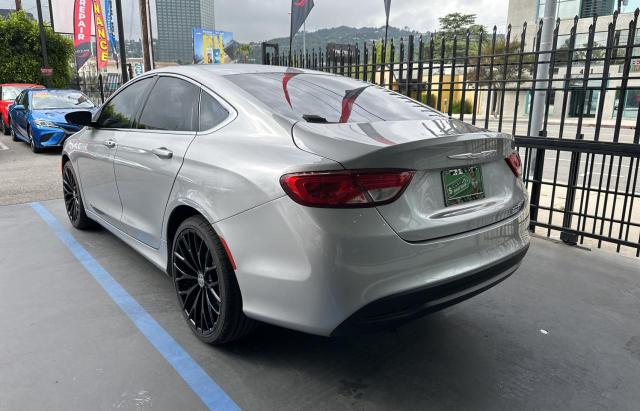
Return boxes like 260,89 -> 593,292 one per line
62,65 -> 530,344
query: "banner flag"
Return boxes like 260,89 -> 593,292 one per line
290,0 -> 314,43
73,0 -> 92,70
104,0 -> 119,62
93,0 -> 109,70
384,0 -> 391,21
383,0 -> 392,52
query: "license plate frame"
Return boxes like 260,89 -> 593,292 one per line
441,166 -> 485,206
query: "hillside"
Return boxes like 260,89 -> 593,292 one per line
249,25 -> 428,63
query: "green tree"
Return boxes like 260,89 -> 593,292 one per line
431,13 -> 487,58
0,11 -> 73,87
438,13 -> 478,37
238,43 -> 252,63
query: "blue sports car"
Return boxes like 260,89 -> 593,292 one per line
9,89 -> 96,153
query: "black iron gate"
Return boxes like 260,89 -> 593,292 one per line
264,11 -> 640,257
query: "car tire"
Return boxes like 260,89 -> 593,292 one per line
62,161 -> 96,230
171,215 -> 256,345
10,122 -> 19,141
28,126 -> 42,153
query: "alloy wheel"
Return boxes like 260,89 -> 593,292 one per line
63,166 -> 81,224
173,229 -> 222,335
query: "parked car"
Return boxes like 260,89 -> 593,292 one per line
9,88 -> 95,152
0,83 -> 43,135
62,65 -> 530,344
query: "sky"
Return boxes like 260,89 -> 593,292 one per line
0,0 -> 510,43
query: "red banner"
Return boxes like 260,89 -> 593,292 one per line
73,0 -> 92,69
93,0 -> 109,70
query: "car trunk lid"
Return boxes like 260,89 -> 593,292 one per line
292,118 -> 527,241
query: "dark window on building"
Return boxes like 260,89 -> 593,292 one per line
580,0 -> 614,18
137,77 -> 200,131
97,77 -> 154,129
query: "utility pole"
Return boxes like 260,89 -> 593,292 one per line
35,0 -> 50,87
147,0 -> 155,69
15,0 -> 22,11
138,0 -> 151,72
115,0 -> 128,82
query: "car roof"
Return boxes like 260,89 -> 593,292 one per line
25,88 -> 83,93
1,83 -> 43,87
148,64 -> 331,78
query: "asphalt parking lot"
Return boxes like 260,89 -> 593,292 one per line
0,136 -> 61,206
1,198 -> 639,411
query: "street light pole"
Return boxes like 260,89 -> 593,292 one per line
35,0 -> 50,87
115,0 -> 128,82
529,0 -> 557,139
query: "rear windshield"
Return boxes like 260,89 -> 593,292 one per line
225,72 -> 439,123
31,90 -> 94,110
2,86 -> 25,101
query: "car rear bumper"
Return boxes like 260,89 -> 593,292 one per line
215,196 -> 531,336
331,244 -> 529,336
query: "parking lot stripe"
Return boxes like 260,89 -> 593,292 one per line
29,202 -> 240,411
0,141 -> 8,151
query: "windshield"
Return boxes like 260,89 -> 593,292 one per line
1,86 -> 26,101
225,72 -> 439,123
31,90 -> 94,110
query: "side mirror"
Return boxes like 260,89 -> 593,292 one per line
12,104 -> 24,111
65,110 -> 94,127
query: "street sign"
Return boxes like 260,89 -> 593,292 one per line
134,63 -> 143,77
40,68 -> 53,77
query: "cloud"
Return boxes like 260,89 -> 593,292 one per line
216,0 -> 509,42
1,0 -> 509,43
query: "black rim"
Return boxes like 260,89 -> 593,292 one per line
63,166 -> 80,223
173,229 -> 221,335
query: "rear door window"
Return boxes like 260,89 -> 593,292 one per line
225,72 -> 439,123
137,77 -> 200,132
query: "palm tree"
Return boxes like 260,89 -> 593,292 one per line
15,0 -> 22,11
239,44 -> 252,64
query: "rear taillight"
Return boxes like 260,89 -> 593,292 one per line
505,152 -> 522,178
280,170 -> 414,208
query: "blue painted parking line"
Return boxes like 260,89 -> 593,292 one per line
30,202 -> 240,411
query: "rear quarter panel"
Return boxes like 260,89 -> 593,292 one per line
164,108 -> 342,241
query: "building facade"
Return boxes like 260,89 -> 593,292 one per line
505,0 -> 640,122
156,0 -> 215,63
508,0 -> 640,51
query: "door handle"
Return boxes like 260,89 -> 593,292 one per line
103,139 -> 116,148
152,147 -> 173,159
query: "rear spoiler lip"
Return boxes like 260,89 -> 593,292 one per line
293,120 -> 515,169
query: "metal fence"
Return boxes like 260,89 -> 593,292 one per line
264,11 -> 640,257
71,72 -> 124,105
